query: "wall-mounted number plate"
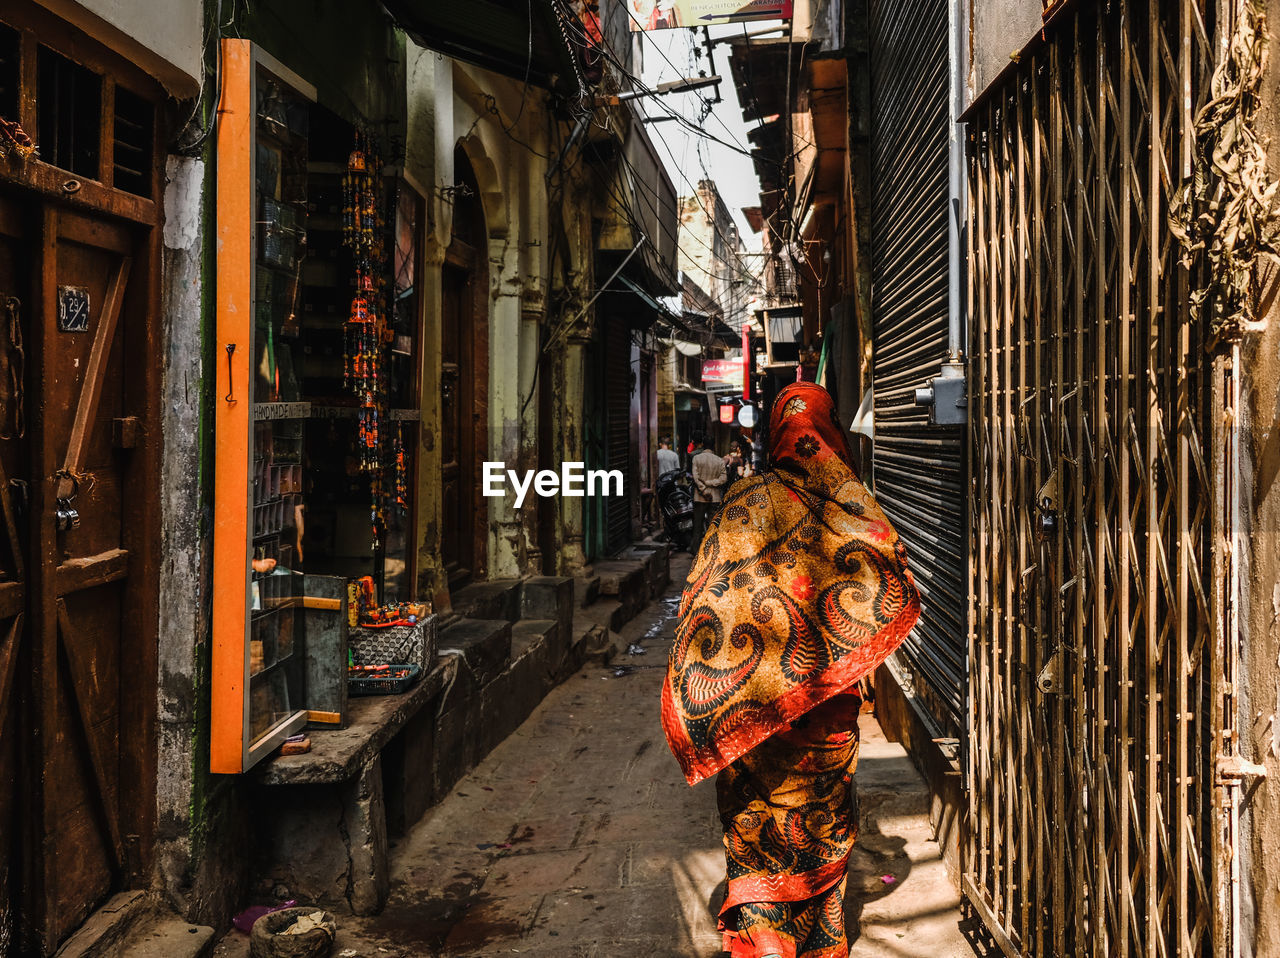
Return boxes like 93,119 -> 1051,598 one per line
57,286 -> 91,333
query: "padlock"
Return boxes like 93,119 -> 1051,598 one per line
55,497 -> 80,532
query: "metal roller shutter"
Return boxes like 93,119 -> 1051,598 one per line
869,0 -> 965,734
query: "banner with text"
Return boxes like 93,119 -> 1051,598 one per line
701,358 -> 744,383
627,0 -> 793,30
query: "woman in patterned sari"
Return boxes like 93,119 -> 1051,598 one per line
661,382 -> 920,958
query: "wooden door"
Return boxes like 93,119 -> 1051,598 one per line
0,193 -> 155,955
440,260 -> 475,585
0,194 -> 30,958
0,8 -> 162,951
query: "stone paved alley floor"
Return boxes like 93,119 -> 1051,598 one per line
214,556 -> 974,957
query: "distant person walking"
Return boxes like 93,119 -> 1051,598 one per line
690,433 -> 727,546
723,438 -> 754,487
656,436 -> 680,478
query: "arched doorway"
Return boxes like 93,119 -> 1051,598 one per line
440,147 -> 488,586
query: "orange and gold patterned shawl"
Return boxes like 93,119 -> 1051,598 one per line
662,382 -> 921,785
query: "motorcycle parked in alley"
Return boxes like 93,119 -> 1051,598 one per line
656,470 -> 694,552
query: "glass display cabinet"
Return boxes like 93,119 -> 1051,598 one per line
211,40 -> 424,773
212,41 -> 317,773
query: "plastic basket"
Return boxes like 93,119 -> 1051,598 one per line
348,663 -> 421,697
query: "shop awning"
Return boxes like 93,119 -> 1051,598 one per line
383,0 -> 580,94
616,275 -> 684,328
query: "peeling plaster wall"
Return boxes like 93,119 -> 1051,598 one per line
155,152 -> 209,910
408,47 -> 567,588
1241,6 -> 1280,949
406,43 -> 451,610
155,154 -> 253,927
1241,311 -> 1280,957
964,0 -> 1043,107
152,9 -> 409,925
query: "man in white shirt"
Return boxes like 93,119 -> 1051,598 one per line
656,436 -> 680,478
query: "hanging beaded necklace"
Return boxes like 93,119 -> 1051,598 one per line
342,130 -> 388,549
394,421 -> 408,511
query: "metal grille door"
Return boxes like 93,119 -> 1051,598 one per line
869,0 -> 966,734
965,2 -> 1221,954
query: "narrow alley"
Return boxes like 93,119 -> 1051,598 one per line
4,0 -> 1277,955
212,557 -> 970,958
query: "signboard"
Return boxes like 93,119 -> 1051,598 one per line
738,405 -> 758,428
701,358 -> 744,383
58,286 -> 91,332
627,0 -> 793,30
719,403 -> 736,424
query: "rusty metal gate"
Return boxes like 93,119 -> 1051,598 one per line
964,1 -> 1228,954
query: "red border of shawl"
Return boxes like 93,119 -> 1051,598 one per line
722,921 -> 849,958
721,937 -> 849,958
663,590 -> 921,786
720,854 -> 850,914
722,926 -> 798,958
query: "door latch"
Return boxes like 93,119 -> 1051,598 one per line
1037,646 -> 1066,695
1215,753 -> 1268,786
9,479 -> 27,526
1037,469 -> 1059,540
55,497 -> 80,532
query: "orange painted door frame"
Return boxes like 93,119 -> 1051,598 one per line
211,38 -> 254,773
211,40 -> 314,772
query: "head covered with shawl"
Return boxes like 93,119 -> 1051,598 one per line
662,381 -> 921,786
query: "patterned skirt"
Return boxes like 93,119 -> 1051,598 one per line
716,692 -> 861,958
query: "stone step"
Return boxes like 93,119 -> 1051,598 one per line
520,576 -> 574,649
573,574 -> 601,608
592,560 -> 648,624
54,892 -> 147,958
511,617 -> 563,684
437,618 -> 512,690
117,918 -> 214,958
450,579 -> 522,622
571,622 -> 617,665
480,619 -> 564,755
437,616 -> 566,797
54,894 -> 214,958
594,560 -> 644,597
619,543 -> 671,598
578,595 -> 628,634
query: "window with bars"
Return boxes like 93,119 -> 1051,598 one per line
112,86 -> 153,197
37,45 -> 101,179
0,23 -> 18,123
0,23 -> 158,199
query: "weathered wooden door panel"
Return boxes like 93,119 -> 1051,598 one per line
31,209 -> 135,951
0,194 -> 28,958
0,196 -> 152,955
441,260 -> 474,586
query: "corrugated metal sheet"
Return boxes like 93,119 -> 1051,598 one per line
869,0 -> 965,733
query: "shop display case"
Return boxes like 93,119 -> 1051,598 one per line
212,40 -> 426,774
212,41 -> 320,773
